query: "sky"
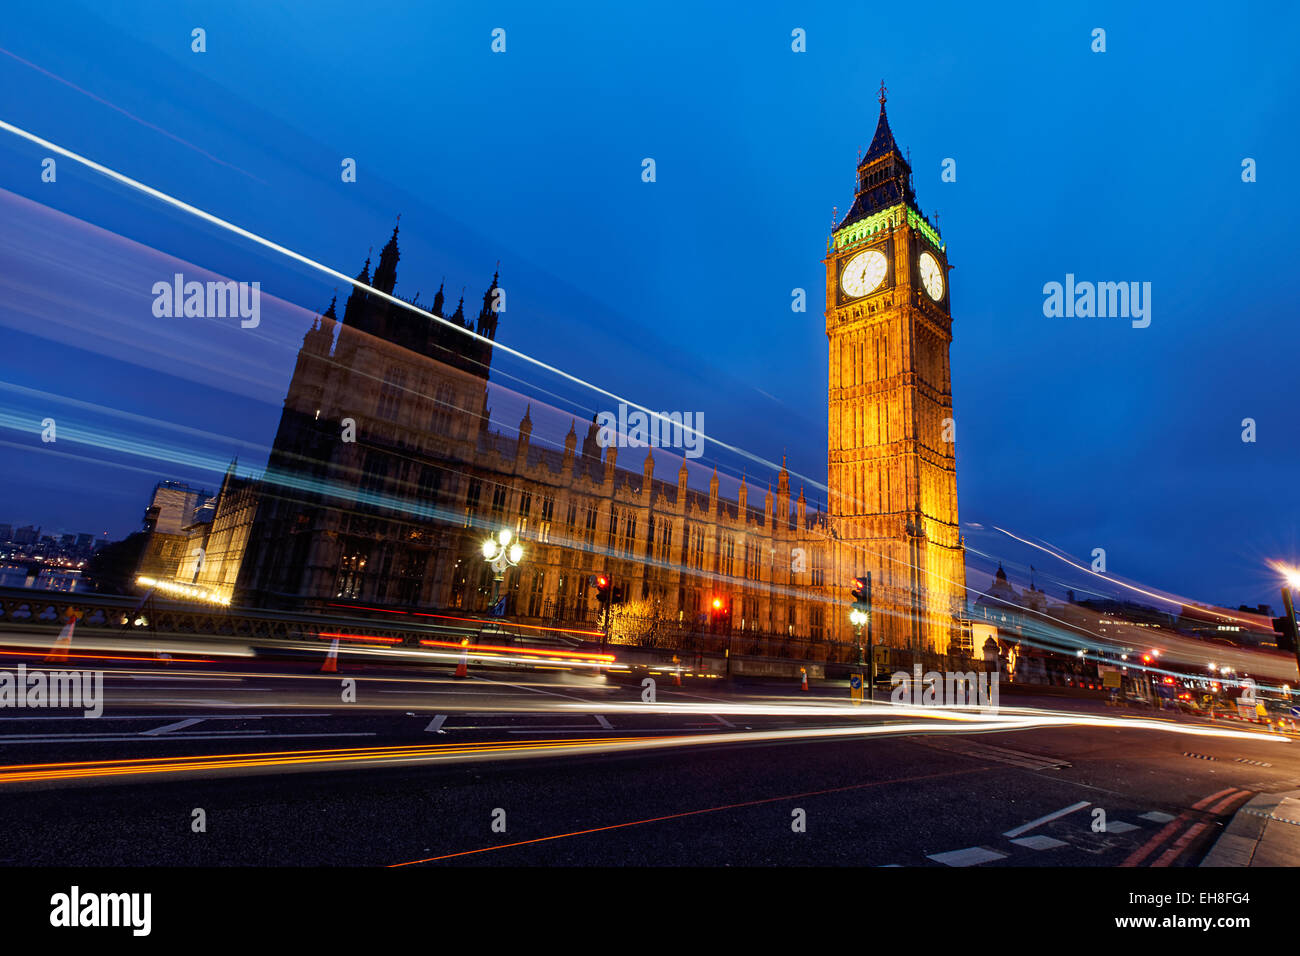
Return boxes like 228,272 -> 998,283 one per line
0,0 -> 1297,609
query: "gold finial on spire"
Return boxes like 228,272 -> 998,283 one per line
878,79 -> 887,105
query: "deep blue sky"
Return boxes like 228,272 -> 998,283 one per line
0,0 -> 1297,608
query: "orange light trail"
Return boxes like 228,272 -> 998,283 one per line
416,638 -> 614,662
323,603 -> 604,638
314,633 -> 404,645
0,736 -> 675,784
0,648 -> 213,664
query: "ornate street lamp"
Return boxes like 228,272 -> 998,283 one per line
482,528 -> 524,612
850,606 -> 868,662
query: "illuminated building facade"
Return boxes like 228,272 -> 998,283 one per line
823,85 -> 966,652
173,97 -> 967,653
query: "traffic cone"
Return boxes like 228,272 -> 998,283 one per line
671,655 -> 682,686
44,617 -> 75,663
454,638 -> 469,678
800,667 -> 809,692
320,637 -> 340,673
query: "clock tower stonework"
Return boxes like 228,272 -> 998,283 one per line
824,86 -> 966,654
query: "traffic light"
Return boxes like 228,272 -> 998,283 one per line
709,595 -> 732,632
612,584 -> 626,605
594,574 -> 611,607
850,575 -> 871,614
1274,614 -> 1297,653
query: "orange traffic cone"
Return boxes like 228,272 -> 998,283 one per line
672,655 -> 682,686
44,617 -> 75,663
321,637 -> 340,673
454,638 -> 469,678
800,667 -> 809,692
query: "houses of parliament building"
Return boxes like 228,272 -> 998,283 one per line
167,90 -> 968,656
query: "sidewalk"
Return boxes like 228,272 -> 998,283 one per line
1200,789 -> 1300,866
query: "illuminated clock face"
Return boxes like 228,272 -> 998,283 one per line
840,249 -> 888,298
919,251 -> 944,300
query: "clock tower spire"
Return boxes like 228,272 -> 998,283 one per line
823,88 -> 966,655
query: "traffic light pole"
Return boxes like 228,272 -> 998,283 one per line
602,572 -> 612,650
1283,587 -> 1300,682
864,572 -> 873,701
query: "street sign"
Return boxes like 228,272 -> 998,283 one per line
1289,706 -> 1300,718
849,672 -> 863,703
1101,670 -> 1122,689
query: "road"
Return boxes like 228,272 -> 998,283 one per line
0,647 -> 1294,866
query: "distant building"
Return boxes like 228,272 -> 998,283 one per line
1177,603 -> 1276,647
143,481 -> 211,536
137,481 -> 214,581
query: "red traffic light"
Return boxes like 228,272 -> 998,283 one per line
596,575 -> 609,589
712,597 -> 723,611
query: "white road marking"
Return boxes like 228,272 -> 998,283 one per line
425,715 -> 447,734
1003,800 -> 1090,838
712,714 -> 737,728
1010,835 -> 1067,850
1140,811 -> 1176,824
927,846 -> 1007,867
593,714 -> 613,730
1104,821 -> 1140,834
141,718 -> 204,736
469,674 -> 594,703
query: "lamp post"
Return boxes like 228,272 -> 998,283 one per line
850,608 -> 868,665
849,572 -> 873,696
1276,565 -> 1300,682
482,528 -> 524,614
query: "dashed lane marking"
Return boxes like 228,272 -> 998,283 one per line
1010,835 -> 1067,850
926,846 -> 1008,867
1003,800 -> 1090,838
140,718 -> 204,736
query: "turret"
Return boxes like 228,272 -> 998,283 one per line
372,220 -> 400,296
477,268 -> 501,340
516,404 -> 532,462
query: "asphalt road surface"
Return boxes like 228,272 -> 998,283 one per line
0,658 -> 1292,866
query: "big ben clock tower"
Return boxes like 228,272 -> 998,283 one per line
824,84 -> 966,654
